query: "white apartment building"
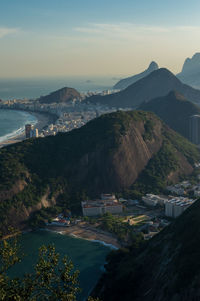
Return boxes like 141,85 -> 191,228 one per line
165,197 -> 195,218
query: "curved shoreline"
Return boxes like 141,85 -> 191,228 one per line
0,109 -> 58,148
0,110 -> 37,143
46,224 -> 121,249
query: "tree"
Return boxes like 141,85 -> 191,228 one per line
0,234 -> 100,301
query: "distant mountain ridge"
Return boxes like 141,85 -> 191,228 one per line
38,87 -> 80,104
181,53 -> 200,75
177,53 -> 200,88
86,68 -> 200,108
139,90 -> 200,140
113,61 -> 159,90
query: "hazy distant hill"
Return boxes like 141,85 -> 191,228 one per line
0,110 -> 199,234
94,198 -> 200,301
113,61 -> 159,90
177,53 -> 200,89
38,87 -> 80,104
86,68 -> 200,108
139,90 -> 200,140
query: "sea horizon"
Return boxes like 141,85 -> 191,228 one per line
0,75 -> 119,100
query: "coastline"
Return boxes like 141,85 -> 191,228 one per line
0,110 -> 58,148
46,223 -> 121,249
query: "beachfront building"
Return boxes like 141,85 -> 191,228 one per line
25,124 -> 39,138
165,197 -> 195,218
30,128 -> 39,138
25,124 -> 34,138
82,194 -> 123,216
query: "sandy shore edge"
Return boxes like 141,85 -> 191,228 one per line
0,110 -> 58,148
46,224 -> 121,249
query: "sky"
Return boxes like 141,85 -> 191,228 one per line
1,0 -> 200,78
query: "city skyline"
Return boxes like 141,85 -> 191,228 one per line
1,0 -> 200,78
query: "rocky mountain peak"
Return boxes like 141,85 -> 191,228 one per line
182,52 -> 200,74
148,61 -> 159,71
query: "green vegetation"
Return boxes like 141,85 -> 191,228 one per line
93,199 -> 200,301
143,119 -> 155,141
0,110 -> 199,235
0,233 -> 99,301
125,125 -> 200,198
139,90 -> 200,140
28,207 -> 62,229
130,140 -> 178,194
92,213 -> 145,245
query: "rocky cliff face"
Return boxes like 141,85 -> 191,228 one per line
0,110 -> 199,233
3,194 -> 56,233
72,116 -> 163,194
113,61 -> 159,90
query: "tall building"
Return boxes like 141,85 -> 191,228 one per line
165,197 -> 194,218
25,124 -> 38,138
188,115 -> 200,145
30,128 -> 39,138
25,124 -> 34,138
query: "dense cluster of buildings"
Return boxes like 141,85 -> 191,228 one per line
141,191 -> 196,218
82,194 -> 123,216
167,179 -> 200,197
0,96 -> 129,138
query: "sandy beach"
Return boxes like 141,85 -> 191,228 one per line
46,222 -> 121,249
0,110 -> 58,148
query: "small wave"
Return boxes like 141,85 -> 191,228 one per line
41,229 -> 119,250
90,239 -> 118,250
0,110 -> 37,143
70,234 -> 118,250
0,126 -> 25,143
42,228 -> 65,235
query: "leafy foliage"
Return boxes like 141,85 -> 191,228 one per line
0,234 -> 100,301
99,213 -> 144,244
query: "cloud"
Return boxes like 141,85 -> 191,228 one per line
74,23 -> 170,37
0,27 -> 20,39
74,22 -> 200,40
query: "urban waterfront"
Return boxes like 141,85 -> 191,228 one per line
0,109 -> 37,142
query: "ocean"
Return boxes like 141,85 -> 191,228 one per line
0,77 -> 114,300
0,109 -> 37,143
0,76 -> 118,100
9,230 -> 111,300
0,76 -> 117,142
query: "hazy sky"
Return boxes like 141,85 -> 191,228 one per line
1,0 -> 200,78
